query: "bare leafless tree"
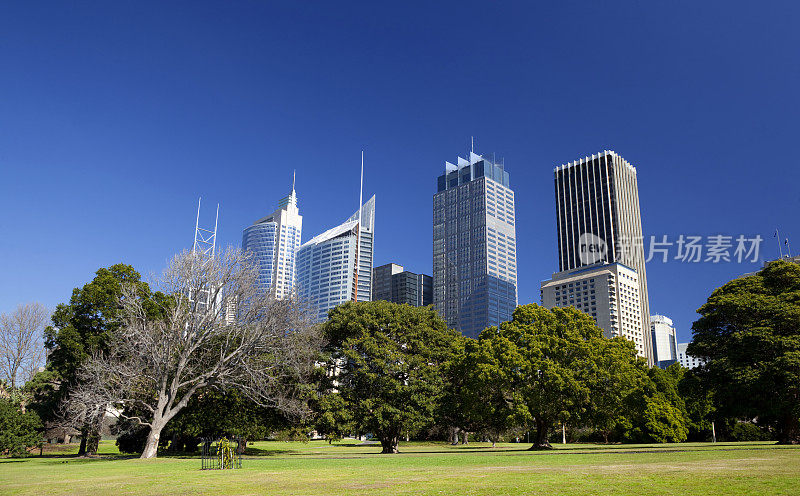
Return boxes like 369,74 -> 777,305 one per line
62,248 -> 321,459
0,302 -> 49,389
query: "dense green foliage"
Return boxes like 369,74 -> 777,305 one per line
42,264 -> 167,455
0,398 -> 42,456
690,260 -> 800,444
42,264 -> 159,455
320,301 -> 461,453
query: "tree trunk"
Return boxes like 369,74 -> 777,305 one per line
77,429 -> 87,456
461,431 -> 469,445
778,415 -> 800,445
85,429 -> 101,455
380,434 -> 399,454
528,417 -> 553,450
141,420 -> 167,459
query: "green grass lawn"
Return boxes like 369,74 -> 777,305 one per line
2,440 -> 799,495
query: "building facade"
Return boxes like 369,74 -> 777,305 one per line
433,151 -> 518,339
372,263 -> 432,307
650,314 -> 678,369
241,183 -> 302,299
677,342 -> 705,369
296,196 -> 375,323
540,262 -> 646,357
554,150 -> 653,364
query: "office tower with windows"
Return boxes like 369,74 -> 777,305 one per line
554,150 -> 653,364
541,262 -> 646,357
372,263 -> 433,307
242,181 -> 302,299
296,195 -> 375,323
433,151 -> 518,339
677,343 -> 705,369
650,314 -> 678,369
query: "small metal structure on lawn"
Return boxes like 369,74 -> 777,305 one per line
200,437 -> 242,470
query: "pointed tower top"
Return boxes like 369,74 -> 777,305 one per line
277,172 -> 298,210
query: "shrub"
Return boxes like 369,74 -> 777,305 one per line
0,398 -> 42,456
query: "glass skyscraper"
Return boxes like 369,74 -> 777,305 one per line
433,151 -> 518,338
296,195 -> 375,323
241,182 -> 302,299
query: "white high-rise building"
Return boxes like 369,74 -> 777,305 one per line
541,261 -> 646,357
242,179 -> 303,299
677,343 -> 705,369
296,195 -> 375,323
650,314 -> 678,369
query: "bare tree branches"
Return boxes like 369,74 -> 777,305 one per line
0,302 -> 49,389
62,247 -> 321,458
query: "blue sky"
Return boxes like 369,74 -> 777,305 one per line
1,1 -> 798,343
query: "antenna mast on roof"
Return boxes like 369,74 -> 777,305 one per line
192,198 -> 218,259
354,151 -> 364,302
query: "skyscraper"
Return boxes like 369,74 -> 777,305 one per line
650,314 -> 678,369
296,195 -> 375,323
242,179 -> 302,299
433,151 -> 518,339
553,150 -> 653,364
372,263 -> 432,307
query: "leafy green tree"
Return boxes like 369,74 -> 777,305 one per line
322,301 -> 461,453
21,369 -> 61,431
587,336 -> 650,443
0,398 -> 42,456
642,395 -> 689,443
478,304 -> 600,449
312,392 -> 354,443
677,368 -> 716,441
167,390 -> 286,452
446,331 -> 521,446
689,260 -> 800,444
44,264 -> 155,455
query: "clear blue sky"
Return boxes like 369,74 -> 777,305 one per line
1,1 -> 798,343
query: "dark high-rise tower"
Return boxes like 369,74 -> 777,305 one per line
372,263 -> 432,307
554,150 -> 653,364
433,151 -> 518,338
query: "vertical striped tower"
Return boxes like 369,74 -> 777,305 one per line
554,150 -> 653,365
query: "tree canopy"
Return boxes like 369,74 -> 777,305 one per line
43,264 -> 154,455
689,259 -> 800,444
321,301 -> 461,453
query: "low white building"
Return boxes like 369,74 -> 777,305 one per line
677,342 -> 705,369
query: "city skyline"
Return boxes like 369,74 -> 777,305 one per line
2,2 -> 798,346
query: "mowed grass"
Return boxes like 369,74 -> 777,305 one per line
2,440 -> 799,495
